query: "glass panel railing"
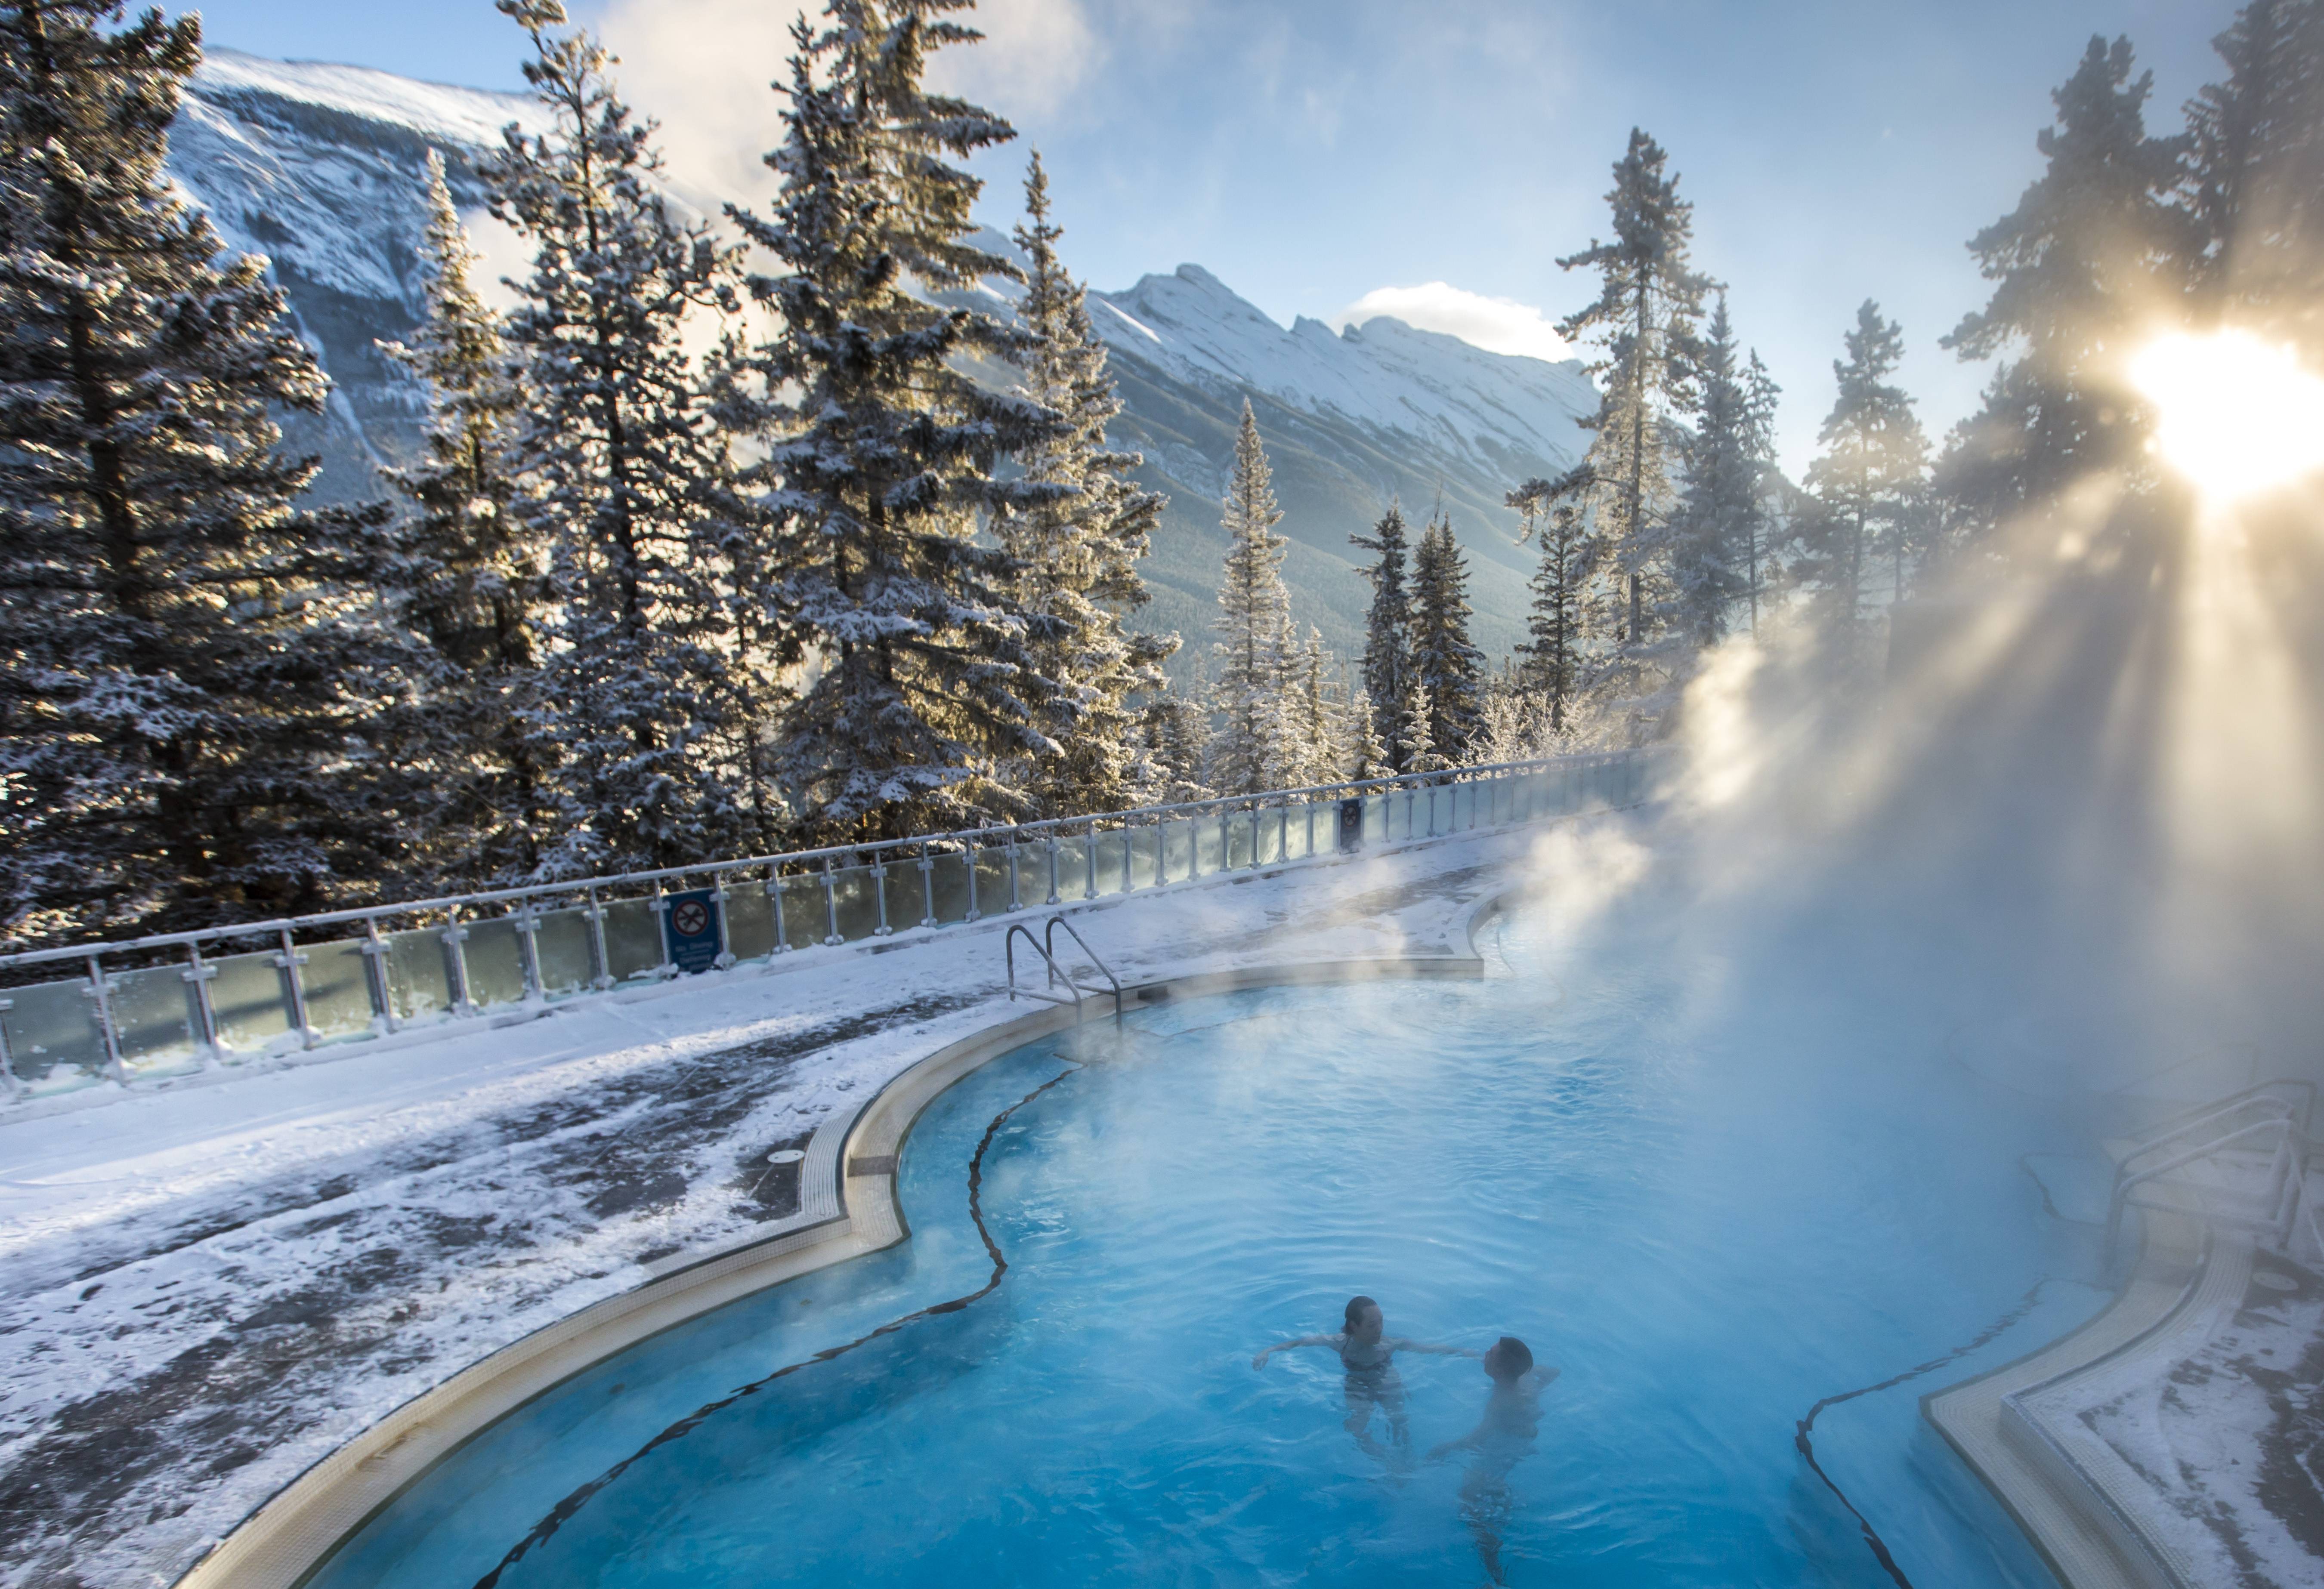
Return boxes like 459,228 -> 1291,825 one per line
827,864 -> 881,943
1087,830 -> 1131,895
382,928 -> 455,1028
302,937 -> 380,1040
878,857 -> 925,930
112,963 -> 202,1078
1,976 -> 109,1094
1222,811 -> 1254,870
1193,815 -> 1225,876
1362,794 -> 1388,844
723,883 -> 777,962
462,917 -> 529,1010
1123,824 -> 1161,890
210,947 -> 294,1052
533,906 -> 597,997
922,850 -> 973,925
968,847 -> 1018,916
600,897 -> 664,983
1156,820 -> 1193,884
1048,833 -> 1090,902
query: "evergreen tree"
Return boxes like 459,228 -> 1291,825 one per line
1000,151 -> 1174,816
376,150 -> 553,888
1670,295 -> 1775,645
2185,0 -> 2324,349
1409,509 -> 1484,761
1936,35 -> 2190,541
1206,399 -> 1295,795
1137,694 -> 1211,803
1283,626 -> 1342,787
1558,128 -> 1712,651
488,0 -> 743,875
0,0 -> 402,940
1802,301 -> 1930,638
1394,669 -> 1444,775
1508,466 -> 1597,734
1740,351 -> 1784,629
725,0 -> 1066,842
1348,500 -> 1413,772
1344,686 -> 1390,780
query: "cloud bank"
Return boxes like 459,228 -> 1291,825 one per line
1335,282 -> 1575,364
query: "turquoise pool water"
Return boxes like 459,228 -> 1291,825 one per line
309,903 -> 2108,1588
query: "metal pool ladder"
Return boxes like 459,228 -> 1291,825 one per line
1005,915 -> 1123,1027
2104,1079 -> 2318,1260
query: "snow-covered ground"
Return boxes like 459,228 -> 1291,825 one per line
0,827 -> 1549,1589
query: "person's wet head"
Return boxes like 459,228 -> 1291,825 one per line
1483,1336 -> 1532,1383
1344,1296 -> 1384,1344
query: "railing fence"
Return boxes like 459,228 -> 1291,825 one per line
0,747 -> 1658,1103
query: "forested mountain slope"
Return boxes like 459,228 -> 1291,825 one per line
168,49 -> 1596,673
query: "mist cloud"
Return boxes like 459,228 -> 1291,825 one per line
1335,282 -> 1575,364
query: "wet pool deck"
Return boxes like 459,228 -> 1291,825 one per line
0,824 -> 1558,1589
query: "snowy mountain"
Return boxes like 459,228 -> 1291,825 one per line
167,49 -> 1597,673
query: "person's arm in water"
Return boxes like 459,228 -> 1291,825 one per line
1387,1336 -> 1485,1358
1252,1333 -> 1344,1369
1428,1367 -> 1559,1460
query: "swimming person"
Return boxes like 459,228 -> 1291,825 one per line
1252,1296 -> 1480,1460
1428,1336 -> 1555,1585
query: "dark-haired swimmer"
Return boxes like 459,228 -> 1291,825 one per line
1429,1336 -> 1556,1585
1253,1296 -> 1480,1459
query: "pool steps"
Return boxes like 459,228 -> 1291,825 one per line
171,896 -> 1514,1589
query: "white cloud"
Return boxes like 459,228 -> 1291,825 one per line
1334,282 -> 1575,364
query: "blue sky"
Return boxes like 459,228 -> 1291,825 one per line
180,0 -> 2230,470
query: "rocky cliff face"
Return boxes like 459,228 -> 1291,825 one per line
169,49 -> 1595,671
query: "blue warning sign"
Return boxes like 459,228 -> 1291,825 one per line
661,888 -> 723,974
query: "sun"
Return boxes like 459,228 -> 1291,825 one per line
2129,329 -> 2324,503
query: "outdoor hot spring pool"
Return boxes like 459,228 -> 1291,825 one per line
308,901 -> 2110,1589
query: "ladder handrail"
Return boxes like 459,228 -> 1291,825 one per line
1044,916 -> 1123,1027
2115,1083 -> 2311,1181
2107,1113 -> 2303,1252
1004,924 -> 1084,1020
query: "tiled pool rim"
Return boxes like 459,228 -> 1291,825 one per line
173,885 -> 2182,1589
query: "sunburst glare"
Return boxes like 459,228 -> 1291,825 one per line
2130,330 -> 2324,503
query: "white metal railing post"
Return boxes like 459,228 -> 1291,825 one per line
512,904 -> 545,1002
1120,821 -> 1134,894
273,930 -> 316,1049
183,942 -> 221,1066
1007,840 -> 1023,911
1044,832 -> 1062,907
870,852 -> 893,937
584,888 -> 614,989
964,844 -> 983,923
649,891 -> 681,974
1153,815 -> 1168,887
1220,809 -> 1233,871
1084,821 -> 1099,901
442,907 -> 475,1017
0,997 -> 16,1098
821,857 -> 844,945
361,916 -> 399,1033
918,845 -> 939,930
711,873 -> 738,969
769,872 -> 791,953
85,955 -> 127,1081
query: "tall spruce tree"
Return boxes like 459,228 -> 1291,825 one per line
1804,302 -> 1930,639
1671,296 -> 1774,645
1206,399 -> 1295,794
488,0 -> 742,875
1001,152 -> 1174,816
1409,509 -> 1484,761
1509,467 -> 1597,734
0,0 -> 403,940
1936,35 -> 2190,542
2185,0 -> 2324,350
377,150 -> 553,889
726,0 -> 1067,842
1558,129 -> 1712,652
1349,500 -> 1414,771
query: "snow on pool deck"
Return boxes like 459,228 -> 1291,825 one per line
0,825 -> 1550,1589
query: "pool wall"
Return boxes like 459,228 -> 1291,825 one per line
178,904 -> 1525,1589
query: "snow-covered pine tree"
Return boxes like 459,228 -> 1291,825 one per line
1283,626 -> 1343,787
1670,295 -> 1772,646
0,0 -> 405,940
1344,686 -> 1390,780
1000,151 -> 1175,816
1409,509 -> 1484,761
1558,128 -> 1712,654
1394,669 -> 1445,775
1508,466 -> 1597,734
2185,0 -> 2324,350
1206,399 -> 1295,795
487,0 -> 743,875
724,0 -> 1068,842
1935,35 -> 2189,544
1137,694 -> 1211,803
1348,500 -> 1413,773
376,150 -> 555,889
1740,351 -> 1785,629
1802,301 -> 1930,641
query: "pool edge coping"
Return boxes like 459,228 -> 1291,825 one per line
174,887 -> 1523,1589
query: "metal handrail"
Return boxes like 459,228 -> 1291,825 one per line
2105,1112 -> 2307,1252
1005,923 -> 1095,1023
2113,1083 -> 2312,1184
1043,916 -> 1122,1027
